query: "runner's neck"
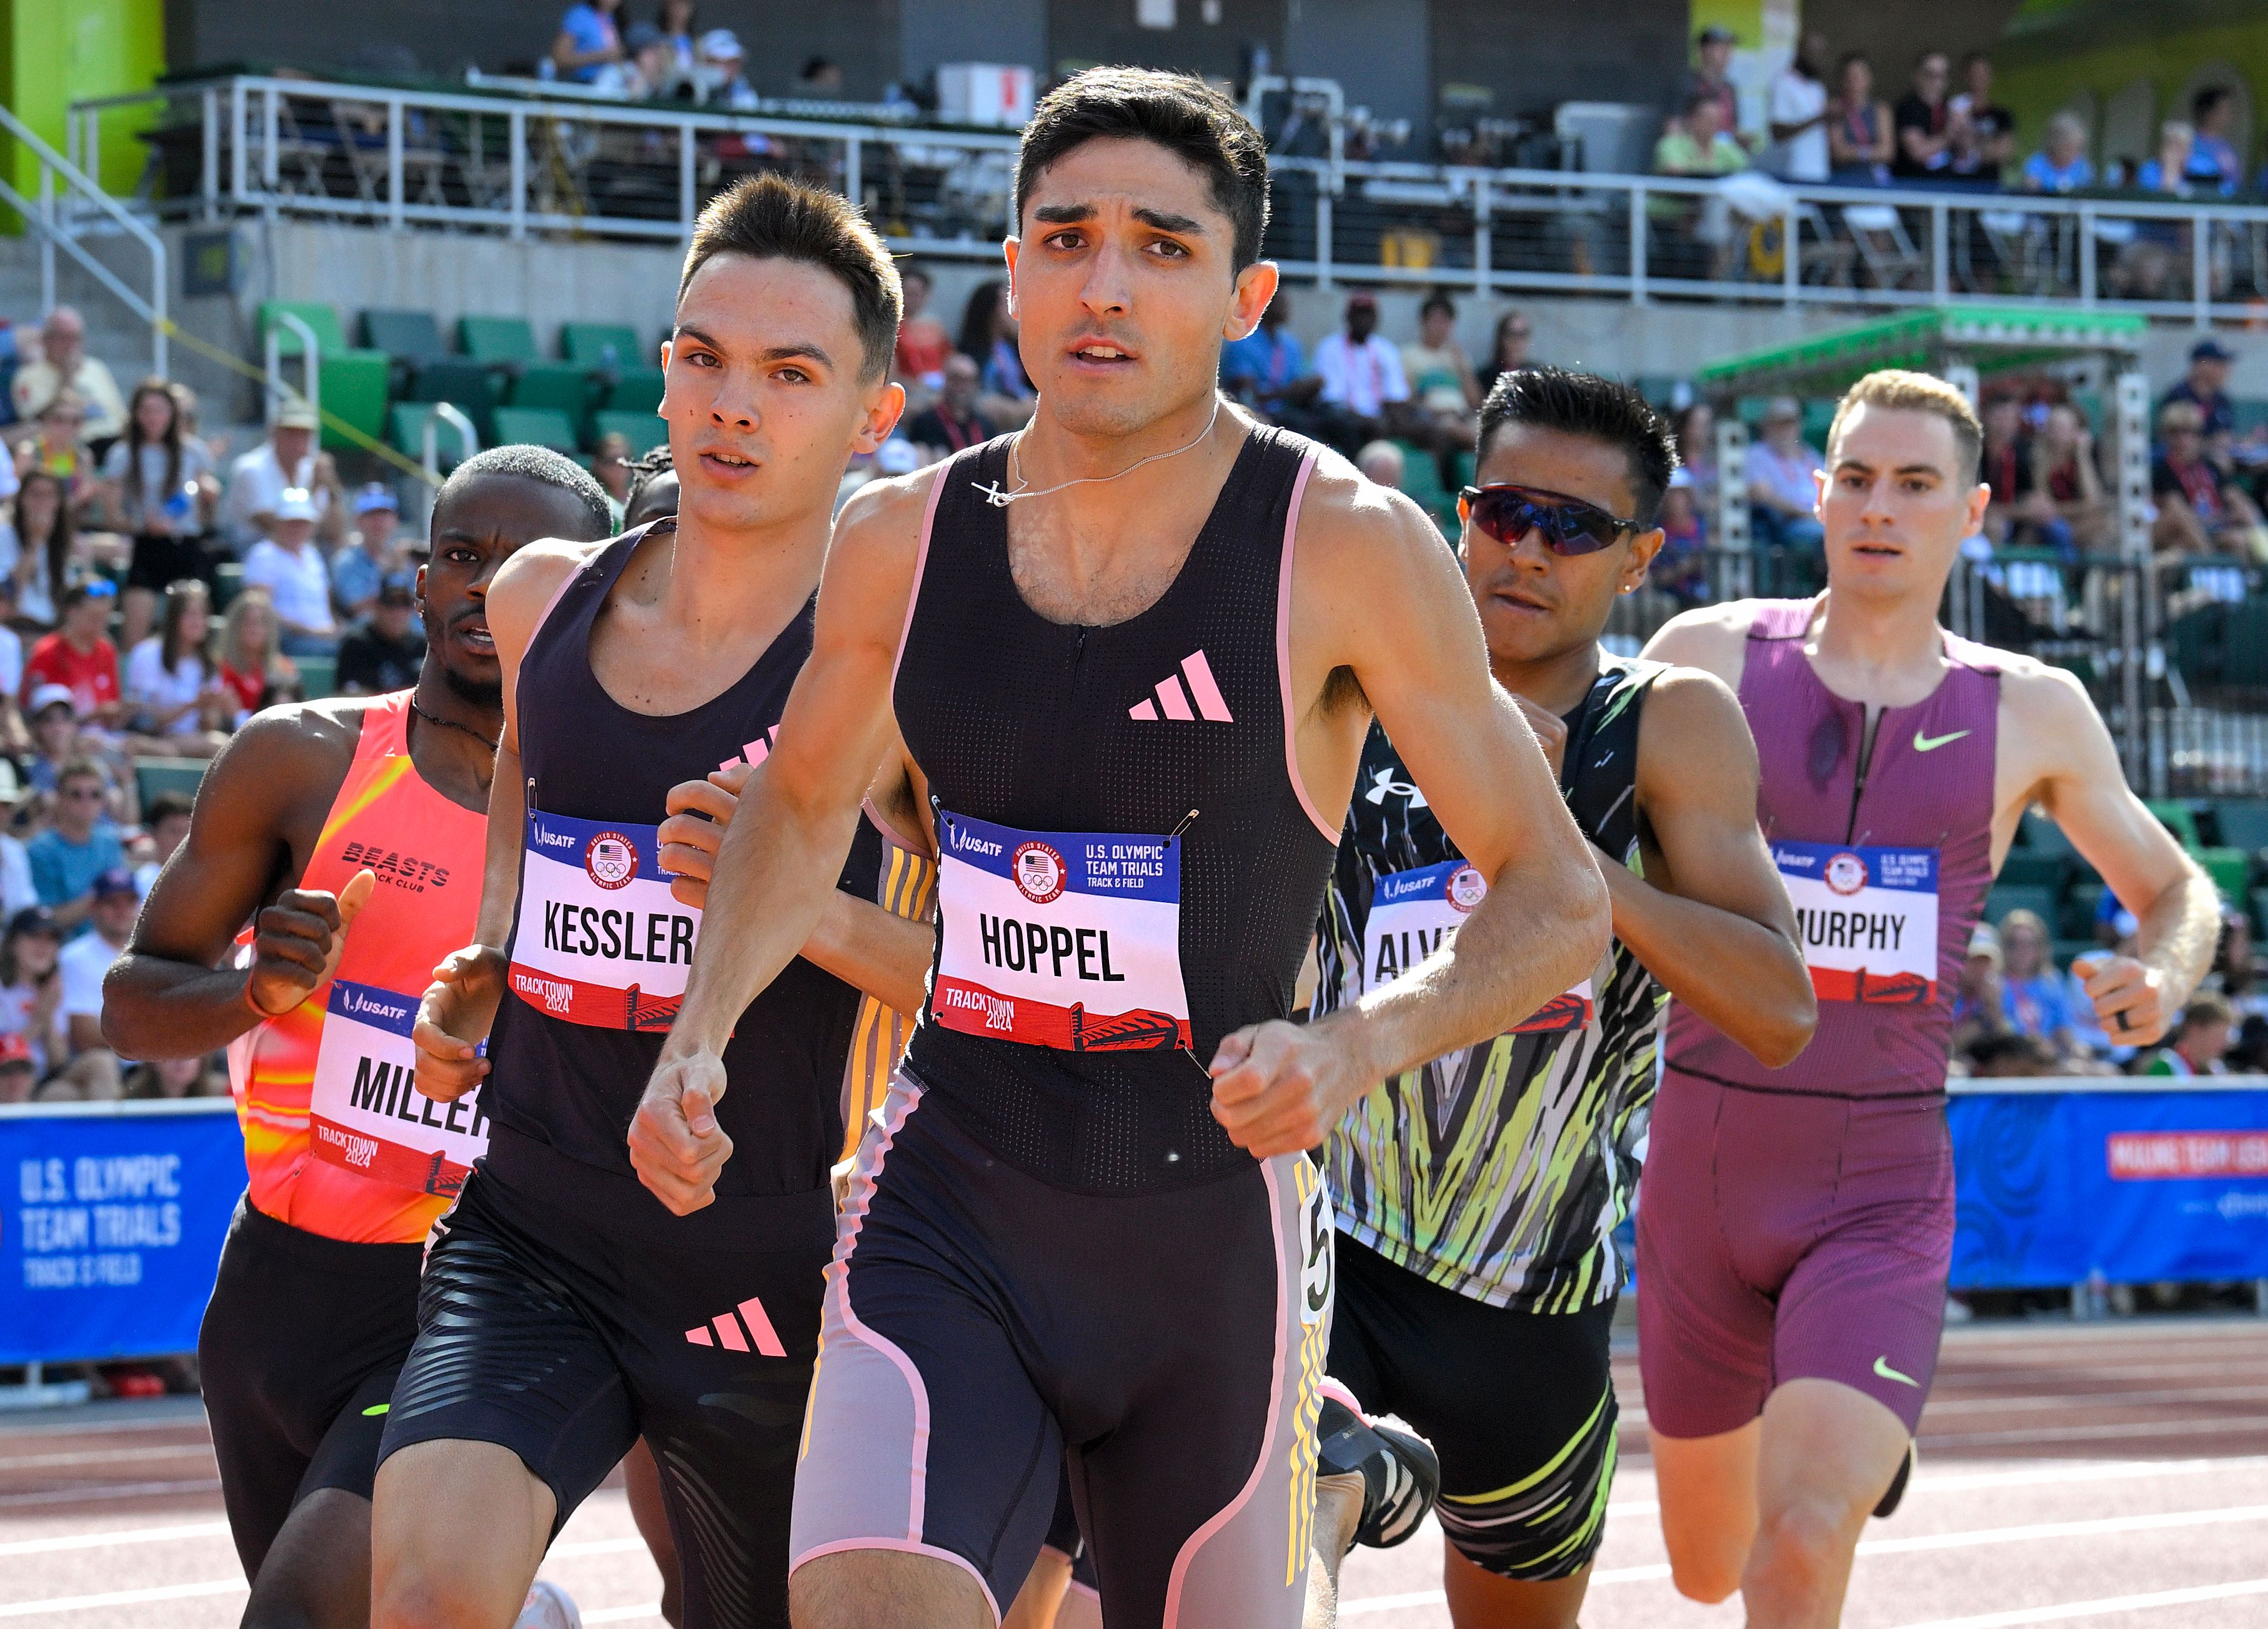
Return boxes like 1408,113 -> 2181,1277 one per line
1492,639 -> 1603,720
1011,390 -> 1242,519
1806,585 -> 1951,707
648,506 -> 827,651
405,672 -> 499,814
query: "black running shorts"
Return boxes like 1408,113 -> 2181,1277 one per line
376,1130 -> 836,1629
1328,1234 -> 1621,1580
198,1195 -> 423,1580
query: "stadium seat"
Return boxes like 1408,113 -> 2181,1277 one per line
460,315 -> 540,369
2060,880 -> 2104,942
605,367 -> 667,415
362,308 -> 450,399
134,757 -> 207,809
562,322 -> 646,371
510,363 -> 594,430
2214,801 -> 2268,857
254,301 -> 390,454
1986,884 -> 2059,927
2253,886 -> 2268,938
404,361 -> 497,441
2146,800 -> 2204,852
2197,845 -> 2252,904
492,407 -> 582,455
2017,810 -> 2077,860
296,655 -> 338,699
213,560 -> 244,611
591,409 -> 667,457
389,402 -> 477,469
1996,849 -> 2066,890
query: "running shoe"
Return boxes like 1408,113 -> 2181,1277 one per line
1316,1396 -> 1441,1549
514,1579 -> 583,1629
1873,1440 -> 1916,1519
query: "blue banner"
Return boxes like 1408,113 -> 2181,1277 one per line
1950,1084 -> 2268,1289
0,1101 -> 244,1363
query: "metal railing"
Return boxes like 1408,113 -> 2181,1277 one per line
69,74 -> 2268,326
0,102 -> 167,376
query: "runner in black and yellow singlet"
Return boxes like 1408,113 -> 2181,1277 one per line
1312,369 -> 1816,1628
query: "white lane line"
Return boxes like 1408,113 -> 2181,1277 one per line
1892,1577 -> 2268,1628
0,1520 -> 229,1557
1922,1414 -> 2268,1450
0,1414 -> 210,1442
1918,1383 -> 2268,1417
0,1578 -> 244,1619
0,1445 -> 214,1472
1601,1456 -> 2268,1522
0,1479 -> 221,1509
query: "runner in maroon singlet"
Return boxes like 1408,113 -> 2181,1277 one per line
1639,369 -> 2220,1628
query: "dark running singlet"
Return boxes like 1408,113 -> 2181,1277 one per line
1639,596 -> 1999,1440
1316,656 -> 1666,1312
792,424 -> 1343,1629
893,426 -> 1340,1190
485,519 -> 882,1194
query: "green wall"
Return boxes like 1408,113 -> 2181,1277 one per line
1,0 -> 167,206
1994,4 -> 2268,165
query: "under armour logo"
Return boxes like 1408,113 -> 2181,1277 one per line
1365,769 -> 1428,809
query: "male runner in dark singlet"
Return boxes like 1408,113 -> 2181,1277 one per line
101,447 -> 614,1629
390,176 -> 936,1629
1643,369 -> 2219,1628
1310,367 -> 1815,1629
633,69 -> 1611,1629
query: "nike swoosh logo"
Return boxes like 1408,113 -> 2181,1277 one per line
1874,1355 -> 1921,1387
1912,729 -> 1970,753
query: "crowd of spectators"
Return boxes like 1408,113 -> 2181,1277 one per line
539,0 -> 850,111
0,307 -> 437,1105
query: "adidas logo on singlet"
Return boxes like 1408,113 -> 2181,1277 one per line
1128,651 -> 1234,723
685,1295 -> 788,1357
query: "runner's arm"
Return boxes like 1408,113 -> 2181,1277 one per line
1641,602 -> 1751,688
2015,662 -> 2216,1045
100,707 -> 356,1057
1609,667 -> 1814,1066
1211,476 -> 1609,1157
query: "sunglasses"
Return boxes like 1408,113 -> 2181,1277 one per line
1459,484 -> 1642,557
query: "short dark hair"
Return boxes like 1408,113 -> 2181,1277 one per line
146,791 -> 194,827
677,174 -> 902,380
1015,66 -> 1271,272
1476,366 -> 1680,527
1420,292 -> 1456,321
2195,86 -> 2232,121
57,757 -> 106,790
624,445 -> 675,522
438,444 -> 615,541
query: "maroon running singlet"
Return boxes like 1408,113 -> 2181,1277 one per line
1638,596 -> 1998,1437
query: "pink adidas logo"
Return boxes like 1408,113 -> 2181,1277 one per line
685,1296 -> 788,1357
719,726 -> 779,774
1129,651 -> 1233,723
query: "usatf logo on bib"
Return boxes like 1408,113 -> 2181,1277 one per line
586,832 -> 639,890
1013,841 -> 1067,904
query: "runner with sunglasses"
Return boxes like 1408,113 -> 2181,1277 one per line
1640,369 -> 2217,1627
1310,366 -> 1814,1629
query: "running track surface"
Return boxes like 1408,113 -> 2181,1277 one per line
3,1318 -> 2266,1628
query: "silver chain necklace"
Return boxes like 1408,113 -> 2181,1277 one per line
972,394 -> 1224,508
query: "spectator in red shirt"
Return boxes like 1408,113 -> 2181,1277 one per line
903,354 -> 995,463
22,581 -> 123,726
893,264 -> 954,393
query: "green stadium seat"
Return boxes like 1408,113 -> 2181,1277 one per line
459,315 -> 539,367
362,309 -> 450,398
561,322 -> 646,371
591,409 -> 667,457
2060,880 -> 2104,942
2146,800 -> 2203,852
404,361 -> 496,439
510,363 -> 593,429
388,403 -> 477,469
1996,850 -> 2065,890
2214,801 -> 2268,857
604,367 -> 666,415
1986,885 -> 2059,929
491,407 -> 582,455
2233,399 -> 2268,436
2017,810 -> 2077,860
134,756 -> 207,810
1392,439 -> 1456,524
2253,886 -> 2268,939
2162,604 -> 2226,689
2225,602 -> 2268,688
255,301 -> 389,454
296,655 -> 338,699
2198,845 -> 2252,904
1800,399 -> 1835,447
213,560 -> 244,611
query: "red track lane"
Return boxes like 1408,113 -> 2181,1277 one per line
1,1319 -> 2264,1627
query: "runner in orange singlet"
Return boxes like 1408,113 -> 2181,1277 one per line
102,447 -> 616,1629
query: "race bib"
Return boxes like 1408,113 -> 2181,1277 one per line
931,810 -> 1191,1051
508,810 -> 699,1031
1365,859 -> 1593,1033
307,979 -> 488,1194
1776,840 -> 1939,1004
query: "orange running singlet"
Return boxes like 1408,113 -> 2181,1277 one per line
226,692 -> 490,1245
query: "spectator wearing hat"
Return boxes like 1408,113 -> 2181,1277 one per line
902,354 -> 997,464
21,582 -> 122,725
2162,337 -> 2244,475
1677,25 -> 1743,142
0,1032 -> 36,1104
330,482 -> 405,624
1746,397 -> 1826,552
24,685 -> 87,798
220,403 -> 342,551
336,574 -> 429,696
28,760 -> 126,934
8,308 -> 126,448
242,489 -> 337,657
697,29 -> 758,111
1311,292 -> 1410,456
58,865 -> 137,1086
2152,399 -> 2268,562
1950,921 -> 2010,1061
